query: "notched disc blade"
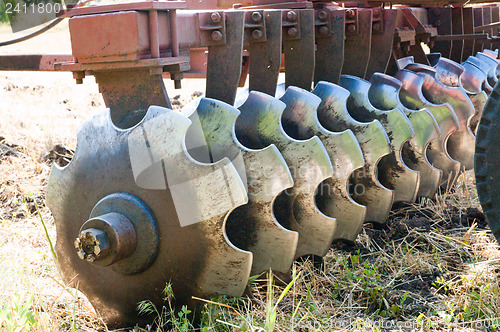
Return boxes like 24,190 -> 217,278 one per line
46,107 -> 251,327
312,81 -> 394,224
368,73 -> 442,199
236,91 -> 337,258
185,98 -> 298,276
339,75 -> 419,203
279,86 -> 366,242
432,57 -> 488,135
406,63 -> 476,171
395,69 -> 461,188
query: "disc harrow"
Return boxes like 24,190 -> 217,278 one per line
1,0 -> 500,327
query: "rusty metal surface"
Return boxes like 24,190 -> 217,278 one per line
0,55 -> 74,71
58,1 -> 186,17
93,70 -> 172,126
206,11 -> 245,105
283,9 -> 315,90
314,8 -> 345,85
248,10 -> 282,96
365,8 -> 399,79
342,8 -> 372,78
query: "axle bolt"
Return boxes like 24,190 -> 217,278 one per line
287,11 -> 297,22
319,26 -> 329,35
346,9 -> 356,19
287,27 -> 298,37
211,30 -> 223,41
251,11 -> 262,22
318,10 -> 328,21
252,29 -> 263,39
347,24 -> 356,33
211,12 -> 221,23
75,228 -> 110,262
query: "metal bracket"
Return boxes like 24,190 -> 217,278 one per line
284,9 -> 314,90
371,7 -> 384,35
429,7 -> 452,58
345,8 -> 358,35
461,7 -> 475,59
314,8 -> 344,85
342,8 -> 372,78
314,8 -> 332,38
198,11 -> 227,46
366,8 -> 398,79
244,10 -> 267,43
282,10 -> 301,40
473,7 -> 484,54
206,10 -> 245,105
482,6 -> 493,50
249,10 -> 282,96
450,7 -> 464,63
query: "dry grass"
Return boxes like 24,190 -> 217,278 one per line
1,22 -> 500,332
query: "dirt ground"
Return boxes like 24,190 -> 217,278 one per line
1,21 -> 500,332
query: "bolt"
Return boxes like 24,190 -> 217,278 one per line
434,20 -> 441,27
75,228 -> 110,262
347,24 -> 356,33
346,9 -> 356,19
318,10 -> 328,21
373,23 -> 381,32
251,11 -> 262,22
211,30 -> 223,41
252,29 -> 263,39
319,26 -> 329,35
287,27 -> 298,37
210,12 -> 221,23
433,8 -> 441,16
287,11 -> 297,22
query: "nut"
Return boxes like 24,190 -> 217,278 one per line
211,12 -> 221,23
287,11 -> 297,22
287,27 -> 298,37
319,26 -> 329,35
251,11 -> 262,22
75,228 -> 110,262
318,10 -> 328,21
373,23 -> 381,32
347,24 -> 356,33
346,9 -> 356,19
252,29 -> 263,40
211,30 -> 223,41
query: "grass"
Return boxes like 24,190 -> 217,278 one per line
1,26 -> 500,330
